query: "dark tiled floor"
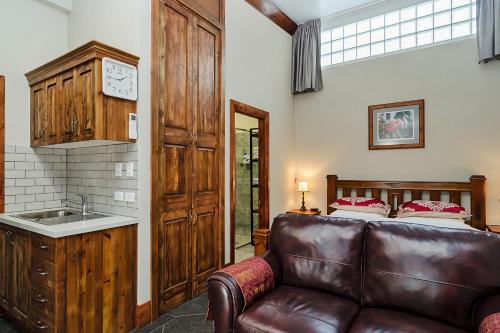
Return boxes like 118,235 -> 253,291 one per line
134,293 -> 214,333
0,294 -> 214,333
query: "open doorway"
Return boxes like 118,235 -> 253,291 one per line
230,100 -> 269,264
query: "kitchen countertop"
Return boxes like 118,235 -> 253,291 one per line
0,208 -> 138,238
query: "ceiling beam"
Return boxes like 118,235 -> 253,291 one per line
244,0 -> 298,36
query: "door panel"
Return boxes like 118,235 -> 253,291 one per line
192,206 -> 218,296
75,62 -> 95,140
158,211 -> 191,313
9,231 -> 30,322
61,69 -> 77,142
31,82 -> 46,145
0,228 -> 8,308
45,78 -> 58,144
157,0 -> 195,313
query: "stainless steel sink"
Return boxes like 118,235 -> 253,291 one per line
13,209 -> 111,226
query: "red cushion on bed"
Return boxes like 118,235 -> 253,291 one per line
330,197 -> 391,216
397,200 -> 470,219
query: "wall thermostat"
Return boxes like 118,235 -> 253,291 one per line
129,113 -> 138,140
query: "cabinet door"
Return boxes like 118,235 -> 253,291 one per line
45,77 -> 59,145
157,0 -> 195,313
0,228 -> 9,308
30,82 -> 46,146
191,18 -> 222,296
61,69 -> 77,142
75,62 -> 95,140
8,230 -> 30,322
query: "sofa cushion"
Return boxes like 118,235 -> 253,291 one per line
270,215 -> 366,301
235,285 -> 360,333
348,308 -> 469,333
362,221 -> 500,329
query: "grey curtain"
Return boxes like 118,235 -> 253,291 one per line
292,19 -> 323,94
477,0 -> 500,63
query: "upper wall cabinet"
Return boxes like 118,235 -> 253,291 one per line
174,0 -> 224,27
25,41 -> 139,147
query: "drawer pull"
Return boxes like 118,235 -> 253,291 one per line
35,243 -> 48,250
35,293 -> 48,303
36,268 -> 48,276
35,320 -> 48,330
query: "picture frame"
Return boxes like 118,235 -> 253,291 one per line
368,99 -> 425,150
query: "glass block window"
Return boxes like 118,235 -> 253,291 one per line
321,0 -> 477,67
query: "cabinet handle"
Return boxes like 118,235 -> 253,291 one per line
35,293 -> 48,303
36,268 -> 48,276
35,320 -> 48,330
35,243 -> 48,250
6,231 -> 14,246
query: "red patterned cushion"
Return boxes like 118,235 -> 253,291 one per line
480,313 -> 500,333
330,197 -> 391,216
218,256 -> 274,308
397,200 -> 470,219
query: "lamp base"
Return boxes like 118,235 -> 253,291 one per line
300,192 -> 306,211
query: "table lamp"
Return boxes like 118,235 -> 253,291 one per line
297,181 -> 309,211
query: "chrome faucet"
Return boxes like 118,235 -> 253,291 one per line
74,194 -> 90,215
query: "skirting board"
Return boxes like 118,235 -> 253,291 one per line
135,301 -> 152,329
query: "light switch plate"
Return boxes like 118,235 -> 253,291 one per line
126,162 -> 134,177
115,163 -> 123,177
114,191 -> 124,201
125,192 -> 135,202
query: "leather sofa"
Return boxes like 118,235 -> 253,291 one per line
207,214 -> 500,333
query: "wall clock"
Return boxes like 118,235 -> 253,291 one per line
102,57 -> 138,101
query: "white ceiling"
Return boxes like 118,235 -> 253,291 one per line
272,0 -> 383,24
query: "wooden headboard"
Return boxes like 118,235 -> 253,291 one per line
326,175 -> 487,230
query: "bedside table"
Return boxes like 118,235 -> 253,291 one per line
286,209 -> 321,215
487,225 -> 500,234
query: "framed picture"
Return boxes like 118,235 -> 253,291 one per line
369,99 -> 425,150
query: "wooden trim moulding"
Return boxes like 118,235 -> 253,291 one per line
230,99 -> 270,264
244,0 -> 298,35
135,301 -> 152,329
25,40 -> 140,86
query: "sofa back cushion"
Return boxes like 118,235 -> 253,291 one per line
270,214 -> 366,301
363,221 -> 500,329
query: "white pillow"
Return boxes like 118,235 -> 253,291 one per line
329,210 -> 390,221
395,217 -> 475,230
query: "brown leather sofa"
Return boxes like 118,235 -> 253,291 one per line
207,214 -> 500,333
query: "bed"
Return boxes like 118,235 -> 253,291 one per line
326,175 -> 487,230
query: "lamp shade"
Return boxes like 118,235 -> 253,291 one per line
297,181 -> 309,192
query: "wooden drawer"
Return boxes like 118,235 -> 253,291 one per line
31,308 -> 55,333
31,257 -> 56,289
31,283 -> 55,319
31,233 -> 56,263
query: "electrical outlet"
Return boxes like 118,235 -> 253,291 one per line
125,192 -> 135,202
126,162 -> 134,177
114,191 -> 124,201
115,163 -> 123,177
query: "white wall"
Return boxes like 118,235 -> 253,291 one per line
0,0 -> 68,146
225,0 -> 296,261
67,0 -> 151,304
295,38 -> 500,224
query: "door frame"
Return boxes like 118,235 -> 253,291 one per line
229,99 -> 269,264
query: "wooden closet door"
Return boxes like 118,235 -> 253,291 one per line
61,69 -> 77,142
191,18 -> 222,296
31,82 -> 46,146
157,0 -> 196,313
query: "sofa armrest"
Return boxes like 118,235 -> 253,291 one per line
474,294 -> 500,331
207,251 -> 281,333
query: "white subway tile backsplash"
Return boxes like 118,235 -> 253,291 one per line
4,144 -> 138,217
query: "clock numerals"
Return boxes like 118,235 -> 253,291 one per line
103,58 -> 137,101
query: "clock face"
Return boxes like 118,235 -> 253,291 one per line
102,57 -> 138,101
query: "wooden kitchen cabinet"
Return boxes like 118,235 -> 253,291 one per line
0,225 -> 30,323
26,41 -> 139,147
0,224 -> 137,333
